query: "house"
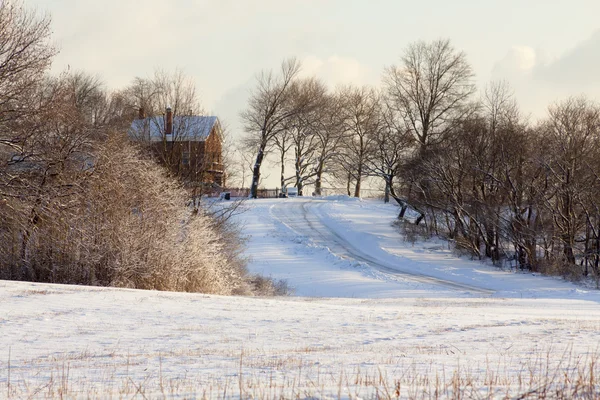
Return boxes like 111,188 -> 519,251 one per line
129,107 -> 225,188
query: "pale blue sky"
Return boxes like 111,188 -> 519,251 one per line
30,0 -> 600,156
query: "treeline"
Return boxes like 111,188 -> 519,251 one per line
0,1 -> 283,295
242,43 -> 600,284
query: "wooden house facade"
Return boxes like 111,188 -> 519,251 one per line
129,107 -> 225,188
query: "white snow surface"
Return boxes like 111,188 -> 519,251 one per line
241,197 -> 600,301
1,196 -> 600,398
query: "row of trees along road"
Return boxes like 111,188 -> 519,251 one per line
242,41 -> 600,284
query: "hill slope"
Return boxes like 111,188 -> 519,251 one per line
238,197 -> 599,300
2,197 -> 599,398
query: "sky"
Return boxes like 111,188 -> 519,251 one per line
28,0 -> 600,185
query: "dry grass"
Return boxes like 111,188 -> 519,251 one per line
3,347 -> 598,399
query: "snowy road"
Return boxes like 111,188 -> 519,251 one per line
271,199 -> 495,295
240,196 -> 599,300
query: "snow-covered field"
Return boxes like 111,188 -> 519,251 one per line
1,196 -> 599,398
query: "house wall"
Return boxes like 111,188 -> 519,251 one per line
204,126 -> 225,186
148,126 -> 224,188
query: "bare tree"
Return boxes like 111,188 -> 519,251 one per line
383,39 -> 476,223
1,73 -> 110,279
384,38 -> 476,152
127,69 -> 205,154
123,76 -> 157,118
364,99 -> 412,203
231,143 -> 256,188
217,122 -> 239,188
151,69 -> 203,117
337,85 -> 380,198
0,0 -> 56,174
0,1 -> 55,125
541,97 -> 600,266
241,58 -> 303,198
62,71 -> 132,131
271,127 -> 293,190
477,82 -> 523,262
0,2 -> 58,270
280,78 -> 329,195
312,92 -> 345,196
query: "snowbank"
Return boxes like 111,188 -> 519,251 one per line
322,194 -> 362,202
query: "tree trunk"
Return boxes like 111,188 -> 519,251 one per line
389,185 -> 407,219
384,178 -> 390,204
584,223 -> 590,277
314,160 -> 324,196
415,213 -> 424,226
279,150 -> 286,190
485,226 -> 495,259
561,178 -> 576,265
346,171 -> 352,196
21,208 -> 40,280
595,220 -> 600,280
563,235 -> 576,265
250,141 -> 266,199
399,206 -> 408,219
354,178 -> 361,198
295,153 -> 303,196
354,164 -> 362,198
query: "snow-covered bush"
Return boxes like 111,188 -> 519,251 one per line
82,134 -> 247,293
0,131 -> 250,294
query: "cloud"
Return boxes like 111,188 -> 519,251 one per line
213,77 -> 255,137
300,55 -> 375,88
492,46 -> 537,74
539,30 -> 600,88
491,30 -> 600,117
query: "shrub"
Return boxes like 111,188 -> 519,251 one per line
0,133 -> 249,295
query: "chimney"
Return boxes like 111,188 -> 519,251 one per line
165,107 -> 173,135
138,106 -> 145,119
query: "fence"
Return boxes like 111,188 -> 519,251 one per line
204,188 -> 281,199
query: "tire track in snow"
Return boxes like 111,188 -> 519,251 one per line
272,199 -> 495,295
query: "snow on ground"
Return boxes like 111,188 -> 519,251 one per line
1,281 -> 599,398
1,196 -> 599,398
240,197 -> 600,301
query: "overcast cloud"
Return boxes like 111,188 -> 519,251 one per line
492,29 -> 600,116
